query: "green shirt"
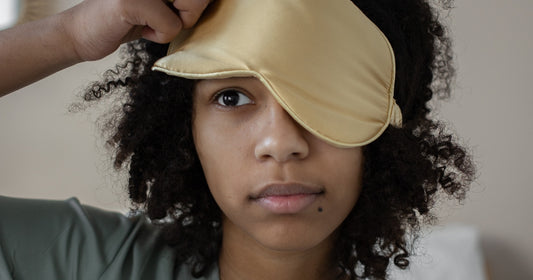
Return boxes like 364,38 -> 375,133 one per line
0,196 -> 219,280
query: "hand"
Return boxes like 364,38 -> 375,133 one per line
0,0 -> 211,95
63,0 -> 211,61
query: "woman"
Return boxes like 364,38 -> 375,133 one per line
0,0 -> 474,279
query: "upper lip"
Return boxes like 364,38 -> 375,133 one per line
250,183 -> 324,199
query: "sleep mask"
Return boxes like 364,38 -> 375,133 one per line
152,0 -> 402,147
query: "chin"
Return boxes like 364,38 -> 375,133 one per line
250,221 -> 335,253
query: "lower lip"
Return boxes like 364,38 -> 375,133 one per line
254,194 -> 319,214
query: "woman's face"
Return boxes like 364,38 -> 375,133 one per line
193,77 -> 363,252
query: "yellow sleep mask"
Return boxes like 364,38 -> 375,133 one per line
152,0 -> 402,148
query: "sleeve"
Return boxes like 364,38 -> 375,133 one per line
0,196 -> 179,280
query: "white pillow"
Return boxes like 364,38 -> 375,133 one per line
389,225 -> 488,280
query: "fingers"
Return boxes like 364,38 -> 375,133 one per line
172,0 -> 211,29
123,0 -> 183,43
67,0 -> 212,60
126,0 -> 211,43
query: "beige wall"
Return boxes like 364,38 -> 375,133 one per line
0,52 -> 128,209
435,0 -> 533,278
1,0 -> 531,279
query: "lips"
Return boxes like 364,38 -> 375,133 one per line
250,183 -> 324,214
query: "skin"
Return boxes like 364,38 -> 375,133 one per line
193,77 -> 364,280
0,0 -> 211,96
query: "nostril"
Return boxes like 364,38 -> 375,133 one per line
290,151 -> 305,159
254,135 -> 309,163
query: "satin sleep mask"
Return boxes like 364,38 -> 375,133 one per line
152,0 -> 402,148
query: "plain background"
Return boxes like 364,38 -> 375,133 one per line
1,0 -> 532,279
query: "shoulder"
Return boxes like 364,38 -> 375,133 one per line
0,196 -> 181,280
0,196 -> 136,251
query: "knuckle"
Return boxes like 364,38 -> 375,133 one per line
179,11 -> 196,28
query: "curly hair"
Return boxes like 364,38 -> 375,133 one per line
82,0 -> 475,279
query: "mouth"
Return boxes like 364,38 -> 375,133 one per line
250,183 -> 324,214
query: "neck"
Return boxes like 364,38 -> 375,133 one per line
218,219 -> 339,280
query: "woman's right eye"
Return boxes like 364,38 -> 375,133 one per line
215,89 -> 252,107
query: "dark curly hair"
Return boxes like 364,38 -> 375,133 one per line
81,0 -> 475,279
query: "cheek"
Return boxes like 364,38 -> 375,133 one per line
318,147 -> 364,213
193,120 -> 226,185
336,155 -> 363,197
193,115 -> 250,210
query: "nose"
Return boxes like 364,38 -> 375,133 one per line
254,101 -> 309,162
